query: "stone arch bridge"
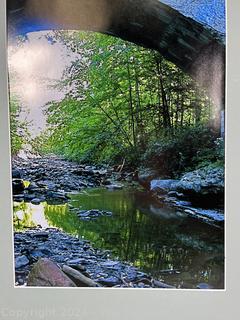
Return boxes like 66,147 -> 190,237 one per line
7,0 -> 225,135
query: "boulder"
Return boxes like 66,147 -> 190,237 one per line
150,166 -> 224,207
27,258 -> 76,287
176,166 -> 224,206
150,179 -> 180,194
177,166 -> 224,193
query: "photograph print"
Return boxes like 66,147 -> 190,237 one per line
8,0 -> 225,289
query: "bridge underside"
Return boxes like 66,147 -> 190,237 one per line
8,0 -> 225,120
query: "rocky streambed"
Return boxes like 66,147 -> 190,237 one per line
13,156 -> 167,288
12,156 -> 224,289
15,227 -> 173,288
12,155 -> 133,204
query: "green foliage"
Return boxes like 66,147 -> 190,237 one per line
30,131 -> 53,156
214,138 -> 225,161
142,126 -> 223,177
32,31 -> 221,172
10,98 -> 28,155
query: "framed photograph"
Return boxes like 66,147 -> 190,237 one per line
0,0 -> 239,319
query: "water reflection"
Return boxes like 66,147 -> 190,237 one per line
14,202 -> 50,230
13,187 -> 224,289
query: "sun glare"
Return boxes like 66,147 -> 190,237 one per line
8,32 -> 76,135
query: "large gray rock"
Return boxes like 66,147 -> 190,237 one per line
177,166 -> 224,194
150,166 -> 224,207
176,166 -> 224,206
150,179 -> 180,194
27,258 -> 76,287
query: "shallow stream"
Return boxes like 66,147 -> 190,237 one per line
13,187 -> 224,289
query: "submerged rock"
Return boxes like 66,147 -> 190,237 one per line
74,209 -> 113,220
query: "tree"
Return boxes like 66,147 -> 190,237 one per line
38,31 -> 215,169
10,98 -> 28,155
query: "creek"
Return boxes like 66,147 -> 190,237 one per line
13,186 -> 224,289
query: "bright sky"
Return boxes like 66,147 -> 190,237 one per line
8,31 -> 77,137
